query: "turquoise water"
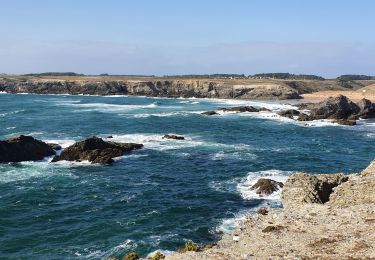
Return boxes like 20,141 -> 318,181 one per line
1,93 -> 375,259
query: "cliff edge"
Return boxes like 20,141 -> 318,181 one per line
166,160 -> 375,259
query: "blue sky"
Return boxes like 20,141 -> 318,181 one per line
1,0 -> 374,77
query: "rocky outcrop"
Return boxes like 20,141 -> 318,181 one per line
162,134 -> 185,140
166,160 -> 375,260
308,95 -> 360,120
356,98 -> 375,119
47,143 -> 62,150
294,95 -> 375,125
0,78 -> 302,100
201,111 -> 218,116
202,106 -> 270,115
220,106 -> 260,113
51,136 -> 143,164
250,178 -> 284,196
0,135 -> 55,163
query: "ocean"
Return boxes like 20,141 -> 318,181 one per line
1,93 -> 375,259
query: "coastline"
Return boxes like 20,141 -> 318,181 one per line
1,85 -> 375,259
1,76 -> 374,101
165,160 -> 375,260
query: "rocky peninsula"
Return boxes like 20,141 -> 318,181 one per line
165,160 -> 375,259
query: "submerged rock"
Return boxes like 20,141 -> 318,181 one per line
201,111 -> 218,116
51,136 -> 143,164
334,119 -> 356,126
0,135 -> 55,163
250,178 -> 284,196
162,134 -> 185,140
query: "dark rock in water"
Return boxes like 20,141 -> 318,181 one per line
277,109 -> 301,119
251,178 -> 284,196
0,135 -> 55,163
258,107 -> 272,112
309,95 -> 360,120
162,134 -> 185,140
106,135 -> 113,139
297,113 -> 310,121
297,102 -> 318,110
356,98 -> 375,119
201,111 -> 218,116
221,106 -> 260,113
51,136 -> 143,164
334,119 -> 357,126
47,143 -> 62,150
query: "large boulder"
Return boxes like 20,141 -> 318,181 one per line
250,178 -> 284,196
0,135 -> 55,163
281,173 -> 348,208
162,134 -> 185,140
51,136 -> 143,164
308,95 -> 360,120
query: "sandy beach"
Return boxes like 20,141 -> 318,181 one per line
302,85 -> 375,103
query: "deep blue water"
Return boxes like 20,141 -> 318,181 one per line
1,93 -> 375,259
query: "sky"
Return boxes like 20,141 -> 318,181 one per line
0,0 -> 374,78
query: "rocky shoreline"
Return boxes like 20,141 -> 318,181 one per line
165,160 -> 375,259
201,95 -> 375,126
0,77 -> 303,100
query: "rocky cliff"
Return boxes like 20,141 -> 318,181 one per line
0,77 -> 302,100
166,160 -> 375,259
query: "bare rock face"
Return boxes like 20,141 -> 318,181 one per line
51,136 -> 143,164
281,173 -> 348,208
250,178 -> 284,196
0,135 -> 55,163
162,134 -> 185,140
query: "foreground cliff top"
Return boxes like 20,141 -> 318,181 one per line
166,160 -> 375,260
